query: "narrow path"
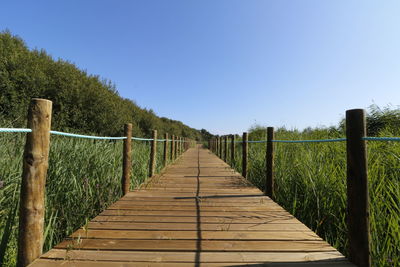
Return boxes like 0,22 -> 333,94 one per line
31,146 -> 353,266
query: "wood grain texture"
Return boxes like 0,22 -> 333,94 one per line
122,123 -> 132,195
31,145 -> 352,267
149,130 -> 157,177
18,99 -> 52,267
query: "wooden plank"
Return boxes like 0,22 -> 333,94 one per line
86,222 -> 311,231
70,229 -> 321,240
100,209 -> 292,217
92,215 -> 297,223
107,205 -> 286,211
32,259 -> 353,267
55,239 -> 337,252
38,249 -> 348,263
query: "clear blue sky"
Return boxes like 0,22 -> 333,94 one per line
1,1 -> 400,135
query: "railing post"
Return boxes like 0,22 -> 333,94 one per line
216,137 -> 219,156
212,137 -> 215,154
266,127 -> 274,199
224,135 -> 228,162
163,133 -> 168,166
346,109 -> 371,267
122,123 -> 132,195
231,134 -> 235,165
149,130 -> 157,177
219,136 -> 224,159
242,132 -> 248,178
177,137 -> 181,157
18,98 -> 52,267
218,137 -> 221,156
181,137 -> 184,153
213,138 -> 215,152
171,135 -> 175,161
175,136 -> 178,158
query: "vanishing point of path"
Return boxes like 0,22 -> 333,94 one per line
31,145 -> 353,266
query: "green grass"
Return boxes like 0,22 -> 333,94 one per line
0,133 -> 175,266
222,128 -> 399,267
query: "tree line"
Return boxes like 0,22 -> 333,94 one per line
0,31 -> 212,140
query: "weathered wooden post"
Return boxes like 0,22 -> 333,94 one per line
266,127 -> 274,199
181,137 -> 184,153
242,132 -> 248,178
218,137 -> 221,156
149,130 -> 157,177
171,135 -> 175,160
163,133 -> 168,166
213,138 -> 215,152
175,136 -> 179,157
18,98 -> 52,267
346,109 -> 371,267
122,123 -> 132,195
224,135 -> 228,162
178,136 -> 181,155
231,134 -> 235,165
219,136 -> 223,158
212,138 -> 215,152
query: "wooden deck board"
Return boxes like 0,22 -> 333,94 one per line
31,146 -> 353,266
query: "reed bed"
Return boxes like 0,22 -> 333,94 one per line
0,133 -> 163,266
226,128 -> 399,266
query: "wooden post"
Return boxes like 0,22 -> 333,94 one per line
171,135 -> 175,160
242,132 -> 248,178
175,136 -> 178,157
18,98 -> 52,267
346,109 -> 371,267
163,133 -> 168,166
213,138 -> 216,152
219,137 -> 223,158
218,137 -> 220,156
149,130 -> 157,177
231,134 -> 235,165
266,127 -> 274,198
213,138 -> 215,152
224,135 -> 228,162
177,137 -> 180,156
122,123 -> 132,195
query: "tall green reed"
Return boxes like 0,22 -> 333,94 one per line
229,129 -> 399,266
0,133 -> 158,266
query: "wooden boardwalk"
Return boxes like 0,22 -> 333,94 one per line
31,146 -> 353,266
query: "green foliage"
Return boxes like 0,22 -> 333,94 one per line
0,31 -> 209,141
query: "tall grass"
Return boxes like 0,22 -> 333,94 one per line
226,128 -> 399,266
0,133 -> 167,266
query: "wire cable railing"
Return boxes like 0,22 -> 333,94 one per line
0,128 -> 189,142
